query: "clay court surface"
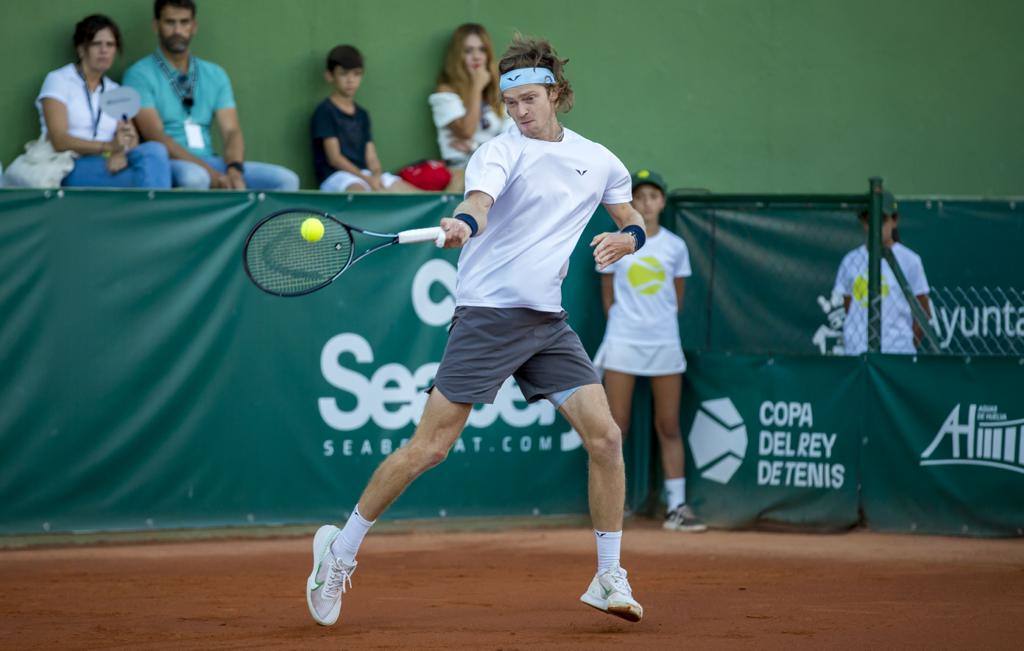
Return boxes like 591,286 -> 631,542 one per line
1,520 -> 1022,649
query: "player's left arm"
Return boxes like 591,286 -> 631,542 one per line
592,202 -> 645,271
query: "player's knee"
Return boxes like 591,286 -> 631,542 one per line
585,423 -> 623,465
424,447 -> 449,469
410,441 -> 449,470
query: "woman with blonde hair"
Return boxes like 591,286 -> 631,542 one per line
429,23 -> 512,191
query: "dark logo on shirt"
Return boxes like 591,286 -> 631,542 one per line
576,169 -> 588,176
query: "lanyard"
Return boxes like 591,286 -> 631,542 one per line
153,51 -> 198,114
75,66 -> 105,139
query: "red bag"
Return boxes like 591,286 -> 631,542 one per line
398,160 -> 452,191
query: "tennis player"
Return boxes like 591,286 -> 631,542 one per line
307,35 -> 648,626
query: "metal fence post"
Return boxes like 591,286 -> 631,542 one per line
868,177 -> 883,353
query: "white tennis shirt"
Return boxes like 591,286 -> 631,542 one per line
36,63 -> 120,142
458,126 -> 632,312
599,228 -> 692,345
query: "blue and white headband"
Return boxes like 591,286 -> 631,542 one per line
499,67 -> 556,92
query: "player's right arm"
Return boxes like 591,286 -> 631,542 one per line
440,190 -> 492,248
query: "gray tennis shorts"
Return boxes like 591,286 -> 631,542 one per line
432,306 -> 601,404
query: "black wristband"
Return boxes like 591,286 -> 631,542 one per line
621,224 -> 646,251
227,161 -> 245,174
454,212 -> 479,237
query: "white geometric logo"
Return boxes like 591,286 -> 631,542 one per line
688,398 -> 748,484
921,404 -> 1024,475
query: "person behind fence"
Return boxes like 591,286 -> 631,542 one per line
429,23 -> 513,193
834,191 -> 931,354
32,14 -> 171,189
123,0 -> 299,191
311,45 -> 417,193
593,169 -> 705,532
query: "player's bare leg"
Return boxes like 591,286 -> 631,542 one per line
558,384 -> 643,622
358,389 -> 472,520
559,384 -> 625,531
307,389 -> 471,625
651,374 -> 706,532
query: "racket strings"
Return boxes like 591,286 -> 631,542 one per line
245,212 -> 353,295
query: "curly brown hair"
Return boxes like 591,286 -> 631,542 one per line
497,34 -> 573,113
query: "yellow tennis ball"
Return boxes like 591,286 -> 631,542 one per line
301,217 -> 324,243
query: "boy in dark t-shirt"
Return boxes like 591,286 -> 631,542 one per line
311,45 -> 415,192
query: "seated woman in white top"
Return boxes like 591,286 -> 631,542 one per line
428,23 -> 512,192
36,14 -> 170,188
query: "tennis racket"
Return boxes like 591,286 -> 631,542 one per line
243,208 -> 446,297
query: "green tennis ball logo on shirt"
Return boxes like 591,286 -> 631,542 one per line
626,257 -> 666,295
852,275 -> 890,307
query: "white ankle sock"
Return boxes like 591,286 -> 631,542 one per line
594,530 -> 622,573
331,506 -> 375,565
665,477 -> 685,511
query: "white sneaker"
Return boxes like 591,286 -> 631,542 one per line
664,504 -> 708,532
306,524 -> 357,626
579,564 -> 644,622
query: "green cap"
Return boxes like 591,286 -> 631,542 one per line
863,191 -> 898,217
631,169 -> 667,195
881,191 -> 898,215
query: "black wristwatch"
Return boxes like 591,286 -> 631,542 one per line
227,161 -> 245,174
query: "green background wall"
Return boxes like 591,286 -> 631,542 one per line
1,0 -> 1022,194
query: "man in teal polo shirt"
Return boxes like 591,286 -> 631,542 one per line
124,0 -> 299,190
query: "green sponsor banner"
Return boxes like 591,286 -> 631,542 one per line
681,352 -> 863,530
5,189 -> 1018,537
0,189 -> 640,535
666,198 -> 1024,355
863,354 -> 1024,537
668,206 -> 861,355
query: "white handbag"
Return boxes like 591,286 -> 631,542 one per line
3,137 -> 77,188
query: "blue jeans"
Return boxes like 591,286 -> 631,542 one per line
170,156 -> 300,191
62,141 -> 172,189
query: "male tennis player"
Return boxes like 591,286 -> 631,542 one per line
307,35 -> 648,626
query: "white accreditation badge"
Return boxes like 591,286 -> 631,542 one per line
184,119 -> 205,149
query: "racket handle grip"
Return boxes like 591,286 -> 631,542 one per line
398,226 -> 446,248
